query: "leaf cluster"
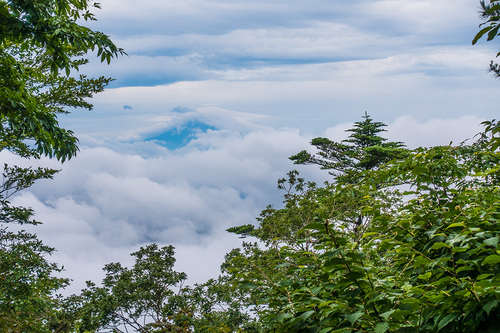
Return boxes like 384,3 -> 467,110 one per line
473,1 -> 500,77
1,0 -> 123,161
75,244 -> 191,332
225,120 -> 500,332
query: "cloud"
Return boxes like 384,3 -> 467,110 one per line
118,106 -> 267,143
6,112 -> 489,295
4,119 -> 328,291
79,0 -> 494,89
68,52 -> 499,139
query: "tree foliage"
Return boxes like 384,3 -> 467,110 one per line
77,244 -> 192,333
0,228 -> 69,332
225,120 -> 500,332
0,0 -> 124,161
289,113 -> 407,184
188,276 -> 261,332
474,0 -> 500,77
0,0 -> 121,331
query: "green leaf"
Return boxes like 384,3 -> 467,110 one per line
446,222 -> 464,229
477,274 -> 492,281
304,222 -> 326,231
418,272 -> 432,280
431,242 -> 449,250
299,310 -> 315,321
324,258 -> 345,271
473,26 -> 493,44
277,313 -> 293,323
437,313 -> 459,331
362,232 -> 378,239
482,255 -> 500,265
487,25 -> 500,41
483,299 -> 499,315
375,322 -> 390,333
347,311 -> 363,324
456,266 -> 474,273
484,237 -> 499,248
379,309 -> 396,320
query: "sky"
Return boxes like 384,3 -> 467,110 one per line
5,0 -> 500,294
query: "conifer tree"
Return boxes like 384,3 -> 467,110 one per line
289,112 -> 407,183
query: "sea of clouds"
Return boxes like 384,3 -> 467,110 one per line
2,108 -> 487,294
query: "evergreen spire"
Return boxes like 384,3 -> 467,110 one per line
290,113 -> 407,182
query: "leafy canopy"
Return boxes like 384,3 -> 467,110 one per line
0,0 -> 124,161
0,1 -> 122,331
473,0 -> 500,77
226,120 -> 500,332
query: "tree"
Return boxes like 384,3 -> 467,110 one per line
77,244 -> 192,333
1,0 -> 124,161
289,112 -> 407,184
187,276 -> 261,332
473,0 -> 500,77
222,116 -> 406,332
228,120 -> 500,332
230,115 -> 407,248
0,0 -> 122,330
0,228 -> 69,332
0,164 -> 79,332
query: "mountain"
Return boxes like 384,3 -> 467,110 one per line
145,120 -> 217,150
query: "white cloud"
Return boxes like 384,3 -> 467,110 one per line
365,0 -> 476,35
5,120 -> 329,292
386,115 -> 486,148
3,112 -> 492,295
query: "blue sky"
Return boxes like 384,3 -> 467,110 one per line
7,0 -> 500,292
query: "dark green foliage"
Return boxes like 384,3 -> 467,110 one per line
474,0 -> 500,78
0,0 -> 124,161
226,121 -> 500,332
290,113 -> 407,183
1,164 -> 58,225
226,224 -> 256,238
77,244 -> 191,332
0,228 -> 69,332
188,276 -> 261,332
0,45 -> 114,161
0,0 -> 124,73
0,1 -> 121,330
0,164 -> 80,332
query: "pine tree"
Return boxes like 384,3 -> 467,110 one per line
290,112 -> 407,183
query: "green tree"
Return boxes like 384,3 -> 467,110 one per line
229,121 -> 500,332
0,0 -> 122,330
230,115 -> 406,249
77,244 -> 192,333
223,116 -> 406,332
188,276 -> 261,332
289,112 -> 406,184
0,164 -> 81,332
473,0 -> 500,77
0,228 -> 69,332
1,0 -> 124,161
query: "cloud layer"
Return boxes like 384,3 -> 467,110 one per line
5,111 -> 487,293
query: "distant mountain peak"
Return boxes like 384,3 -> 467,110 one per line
145,120 -> 217,150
